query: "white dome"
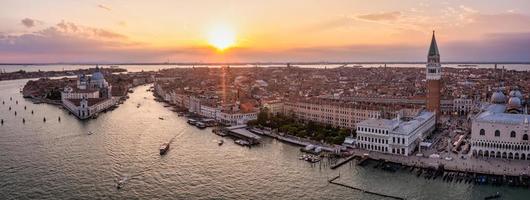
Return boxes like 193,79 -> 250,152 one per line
507,96 -> 522,110
91,71 -> 105,80
509,90 -> 523,99
491,91 -> 506,104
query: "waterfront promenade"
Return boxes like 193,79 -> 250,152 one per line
351,149 -> 530,176
251,127 -> 529,176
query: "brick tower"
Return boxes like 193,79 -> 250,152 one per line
426,31 -> 441,117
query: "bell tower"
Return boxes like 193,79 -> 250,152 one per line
426,31 -> 441,117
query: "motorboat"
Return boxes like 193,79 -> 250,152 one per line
234,139 -> 250,146
484,192 -> 501,200
213,129 -> 227,137
187,119 -> 197,125
218,140 -> 224,146
195,122 -> 206,129
160,143 -> 170,155
116,176 -> 128,189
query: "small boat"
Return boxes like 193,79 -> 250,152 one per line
160,143 -> 170,155
137,103 -> 141,108
218,140 -> 224,146
195,122 -> 206,129
213,129 -> 227,137
187,119 -> 197,125
484,192 -> 501,200
234,139 -> 250,146
88,131 -> 94,135
158,117 -> 164,120
116,176 -> 128,189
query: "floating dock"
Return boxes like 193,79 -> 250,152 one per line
328,175 -> 405,200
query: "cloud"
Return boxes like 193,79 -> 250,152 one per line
21,18 -> 37,28
97,4 -> 111,11
51,20 -> 127,39
1,19 -> 530,63
357,11 -> 402,21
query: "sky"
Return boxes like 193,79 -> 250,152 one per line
0,0 -> 529,63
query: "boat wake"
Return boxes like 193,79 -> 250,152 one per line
114,130 -> 186,189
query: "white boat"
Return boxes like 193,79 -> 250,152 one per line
218,140 -> 224,146
234,139 -> 250,146
187,119 -> 197,125
195,122 -> 206,129
116,176 -> 128,189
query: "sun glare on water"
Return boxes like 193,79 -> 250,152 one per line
207,25 -> 236,51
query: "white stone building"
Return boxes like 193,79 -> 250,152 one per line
216,111 -> 258,126
356,110 -> 436,156
61,69 -> 117,119
470,89 -> 529,160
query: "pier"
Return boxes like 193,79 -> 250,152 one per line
223,125 -> 261,145
330,155 -> 357,169
249,128 -> 336,152
328,175 -> 405,200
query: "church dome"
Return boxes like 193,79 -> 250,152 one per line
509,90 -> 523,99
507,96 -> 522,109
91,71 -> 105,81
490,91 -> 506,104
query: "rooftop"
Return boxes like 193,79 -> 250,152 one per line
358,111 -> 435,135
475,103 -> 529,125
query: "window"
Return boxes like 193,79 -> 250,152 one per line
524,134 -> 529,141
479,129 -> 485,136
494,130 -> 500,137
510,131 -> 516,138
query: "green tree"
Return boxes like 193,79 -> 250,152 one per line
257,107 -> 269,126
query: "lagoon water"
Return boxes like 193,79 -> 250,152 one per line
0,63 -> 529,73
1,78 -> 530,199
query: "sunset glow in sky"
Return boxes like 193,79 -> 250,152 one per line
1,0 -> 530,63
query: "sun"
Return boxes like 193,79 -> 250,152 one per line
207,25 -> 236,51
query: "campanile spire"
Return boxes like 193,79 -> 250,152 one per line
426,30 -> 442,118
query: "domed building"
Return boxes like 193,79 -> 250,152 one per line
490,91 -> 507,104
89,69 -> 109,89
470,88 -> 530,160
61,66 -> 118,119
509,89 -> 523,99
507,96 -> 523,114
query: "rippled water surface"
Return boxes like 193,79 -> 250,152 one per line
1,79 -> 529,199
